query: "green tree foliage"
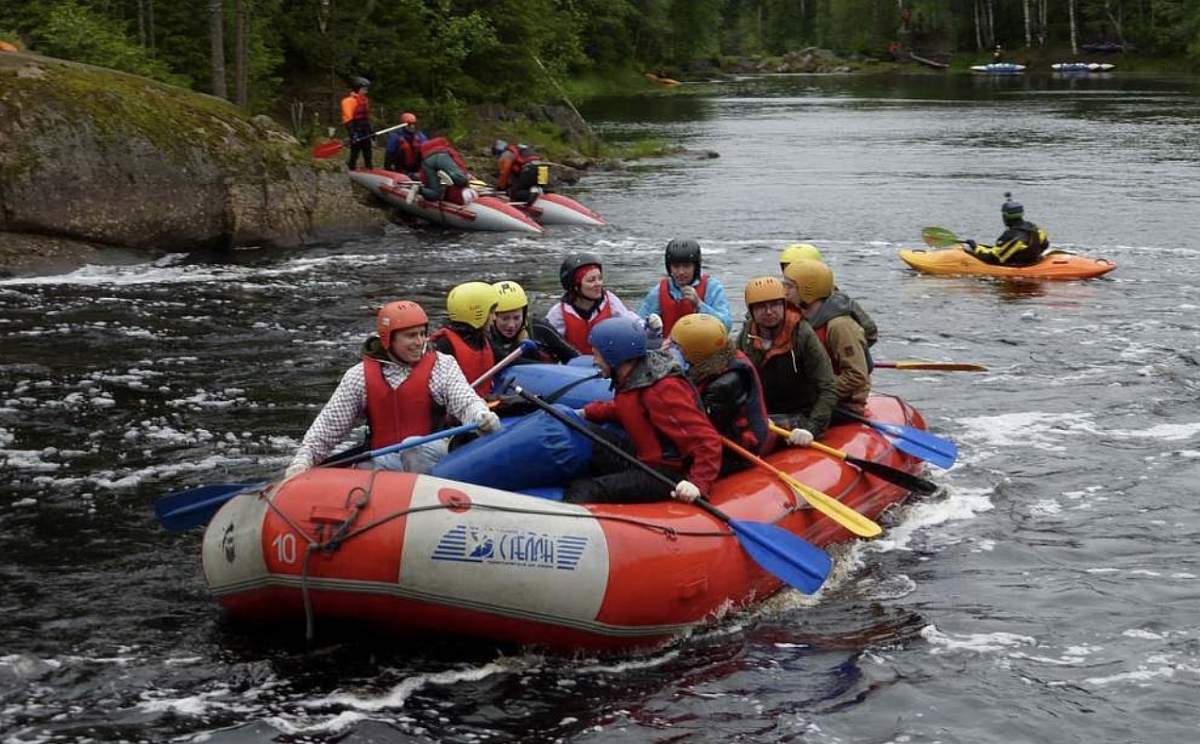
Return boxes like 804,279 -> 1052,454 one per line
3,0 -> 1196,125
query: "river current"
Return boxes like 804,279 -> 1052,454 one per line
2,72 -> 1199,743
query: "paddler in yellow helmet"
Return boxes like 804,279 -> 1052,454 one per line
488,280 -> 579,364
778,242 -> 878,347
430,282 -> 501,396
784,260 -> 872,414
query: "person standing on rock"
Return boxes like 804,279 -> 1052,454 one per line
340,76 -> 373,170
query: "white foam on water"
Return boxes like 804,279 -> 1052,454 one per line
0,253 -> 387,288
262,711 -> 369,736
956,411 -> 1095,454
865,486 -> 994,553
921,624 -> 1037,655
1123,628 -> 1165,640
307,662 -> 509,711
1106,422 -> 1200,442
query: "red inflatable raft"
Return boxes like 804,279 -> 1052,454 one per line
202,394 -> 928,652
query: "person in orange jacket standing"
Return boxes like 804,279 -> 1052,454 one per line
340,76 -> 373,170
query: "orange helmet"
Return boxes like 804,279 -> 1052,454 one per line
376,301 -> 428,345
744,276 -> 786,307
400,112 -> 417,125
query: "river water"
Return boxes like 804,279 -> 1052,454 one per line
2,71 -> 1199,743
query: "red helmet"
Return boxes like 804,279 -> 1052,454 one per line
376,301 -> 428,345
400,112 -> 417,125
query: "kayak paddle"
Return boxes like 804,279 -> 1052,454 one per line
154,423 -> 480,532
921,226 -> 964,248
835,408 -> 957,470
311,123 -> 407,160
514,386 -> 832,594
874,359 -> 988,372
768,423 -> 938,495
722,435 -> 883,537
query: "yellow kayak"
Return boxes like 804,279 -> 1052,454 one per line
899,248 -> 1117,280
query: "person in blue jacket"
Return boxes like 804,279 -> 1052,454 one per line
637,239 -> 731,340
383,112 -> 428,175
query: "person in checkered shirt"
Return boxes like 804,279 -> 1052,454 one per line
285,300 -> 502,477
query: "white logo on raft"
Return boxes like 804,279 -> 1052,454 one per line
431,524 -> 588,570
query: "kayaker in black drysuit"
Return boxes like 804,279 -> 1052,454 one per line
962,193 -> 1051,266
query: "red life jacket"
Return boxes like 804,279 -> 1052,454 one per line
420,137 -> 470,175
430,327 -> 495,396
657,274 -> 709,336
507,144 -> 541,171
560,296 -> 614,354
350,92 -> 370,121
363,352 -> 436,448
697,351 -> 773,453
397,135 -> 422,172
612,378 -> 693,469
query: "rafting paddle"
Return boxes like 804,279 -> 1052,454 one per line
835,408 -> 957,469
721,435 -> 883,537
767,423 -> 938,495
513,386 -> 832,594
874,359 -> 988,372
311,123 -> 407,160
155,423 -> 480,532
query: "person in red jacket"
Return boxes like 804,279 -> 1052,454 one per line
564,317 -> 723,504
339,76 -> 372,170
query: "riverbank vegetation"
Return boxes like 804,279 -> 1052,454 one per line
2,0 -> 1197,149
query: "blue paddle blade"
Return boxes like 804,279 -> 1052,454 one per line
726,518 -> 832,594
868,421 -> 958,469
154,482 -> 265,532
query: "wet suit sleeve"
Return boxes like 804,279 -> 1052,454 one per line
637,283 -> 663,320
694,278 -> 732,330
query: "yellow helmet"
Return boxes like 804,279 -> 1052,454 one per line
744,276 -> 786,307
669,313 -> 728,364
783,259 -> 834,305
446,281 -> 500,329
779,243 -> 823,269
492,280 -> 528,313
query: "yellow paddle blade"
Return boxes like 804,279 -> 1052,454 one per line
723,437 -> 881,538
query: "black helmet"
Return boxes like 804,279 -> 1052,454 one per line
559,252 -> 603,291
1001,191 -> 1024,225
664,238 -> 701,274
350,76 -> 370,90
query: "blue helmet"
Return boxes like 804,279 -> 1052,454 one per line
492,139 -> 509,156
589,317 -> 647,368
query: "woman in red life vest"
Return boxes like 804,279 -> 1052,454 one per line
636,239 -> 733,338
544,252 -> 638,354
339,76 -> 372,170
668,313 -> 785,474
429,282 -> 499,397
564,317 -> 723,504
284,300 -> 501,477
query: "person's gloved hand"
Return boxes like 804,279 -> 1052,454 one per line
786,428 -> 814,447
284,453 -> 313,480
646,313 -> 663,334
671,480 -> 701,503
680,285 -> 700,306
437,169 -> 453,186
475,409 -> 502,434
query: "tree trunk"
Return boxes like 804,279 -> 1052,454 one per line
1069,0 -> 1078,55
1103,0 -> 1124,41
987,0 -> 995,47
137,0 -> 146,46
1023,0 -> 1031,46
975,0 -> 983,50
148,0 -> 155,48
1039,0 -> 1046,46
234,0 -> 249,107
209,0 -> 227,99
